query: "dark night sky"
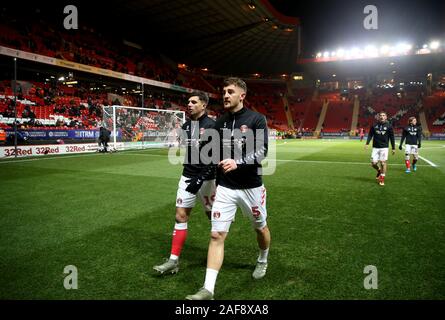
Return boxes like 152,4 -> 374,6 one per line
269,0 -> 445,57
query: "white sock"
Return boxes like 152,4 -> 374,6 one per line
169,254 -> 179,261
258,248 -> 269,263
174,222 -> 188,230
203,268 -> 219,294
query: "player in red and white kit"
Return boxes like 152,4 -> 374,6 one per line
399,116 -> 422,173
359,127 -> 365,142
365,111 -> 396,186
153,92 -> 216,275
186,77 -> 270,300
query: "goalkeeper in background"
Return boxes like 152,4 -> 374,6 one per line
153,92 -> 216,275
98,126 -> 111,152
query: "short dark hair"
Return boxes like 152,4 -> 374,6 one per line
190,91 -> 209,105
223,77 -> 247,93
379,111 -> 387,116
408,116 -> 416,124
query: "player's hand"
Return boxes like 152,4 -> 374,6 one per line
364,144 -> 369,150
392,149 -> 396,155
399,145 -> 402,150
219,159 -> 237,173
185,177 -> 203,194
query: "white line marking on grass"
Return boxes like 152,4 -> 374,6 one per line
1,151 -> 436,167
0,149 -> 170,164
417,155 -> 438,167
418,146 -> 445,149
272,159 -> 430,167
401,146 -> 438,167
0,153 -> 102,164
116,154 -> 431,167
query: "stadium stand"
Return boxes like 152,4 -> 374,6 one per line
423,91 -> 445,133
322,100 -> 353,133
245,82 -> 288,130
1,9 -> 444,139
0,79 -> 193,132
0,13 -> 215,94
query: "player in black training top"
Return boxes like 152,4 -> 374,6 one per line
365,111 -> 396,186
153,91 -> 216,275
187,77 -> 270,300
399,116 -> 422,173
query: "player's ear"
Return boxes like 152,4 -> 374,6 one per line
240,92 -> 246,101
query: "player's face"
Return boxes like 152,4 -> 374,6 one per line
187,96 -> 206,119
378,113 -> 387,122
410,118 -> 417,125
223,84 -> 245,112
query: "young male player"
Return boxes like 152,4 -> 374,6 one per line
186,77 -> 270,300
365,111 -> 395,186
153,92 -> 216,275
359,127 -> 365,142
399,116 -> 422,173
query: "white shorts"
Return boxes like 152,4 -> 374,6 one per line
176,175 -> 216,211
405,145 -> 419,155
371,148 -> 388,162
211,185 -> 267,233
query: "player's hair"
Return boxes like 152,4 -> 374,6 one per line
223,77 -> 247,93
378,111 -> 387,116
408,116 -> 416,124
190,91 -> 209,105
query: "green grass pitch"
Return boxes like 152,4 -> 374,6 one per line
1,139 -> 444,299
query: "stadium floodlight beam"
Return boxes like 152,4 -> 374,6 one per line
350,47 -> 363,59
336,48 -> 345,58
350,47 -> 359,54
314,40 -> 434,61
395,43 -> 412,55
380,45 -> 390,55
430,41 -> 440,50
364,45 -> 378,57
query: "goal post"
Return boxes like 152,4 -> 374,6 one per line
102,105 -> 185,151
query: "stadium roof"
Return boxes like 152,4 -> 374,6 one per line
84,0 -> 301,75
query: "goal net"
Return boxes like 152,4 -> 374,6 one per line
102,105 -> 185,151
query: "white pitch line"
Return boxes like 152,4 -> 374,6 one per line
0,149 -> 162,164
418,146 -> 445,149
401,146 -> 438,168
115,153 -> 431,167
0,151 -> 437,168
417,155 -> 438,167
0,152 -> 103,164
271,159 -> 430,167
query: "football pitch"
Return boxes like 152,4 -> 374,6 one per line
1,139 -> 444,300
